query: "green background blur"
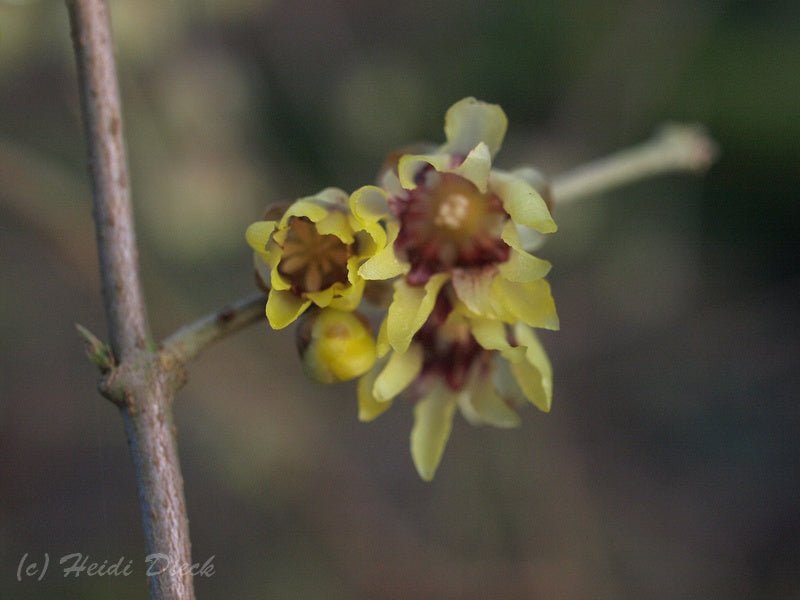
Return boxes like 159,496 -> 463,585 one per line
2,0 -> 798,598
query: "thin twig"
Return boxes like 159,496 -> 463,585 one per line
66,1 -> 195,598
161,292 -> 266,366
163,123 -> 717,362
551,123 -> 718,206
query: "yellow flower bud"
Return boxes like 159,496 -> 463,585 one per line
296,308 -> 377,384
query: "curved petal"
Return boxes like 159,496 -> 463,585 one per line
269,264 -> 291,291
512,323 -> 553,413
373,342 -> 424,403
469,316 -> 525,362
510,358 -> 550,413
359,222 -> 409,281
387,273 -> 450,353
451,142 -> 491,192
328,277 -> 365,311
278,199 -> 330,227
460,374 -> 521,428
314,187 -> 349,209
358,366 -> 393,422
492,354 -> 527,407
411,383 -> 458,481
315,210 -> 354,244
266,289 -> 311,329
498,222 -> 552,282
397,152 -> 450,190
491,170 -> 556,234
304,285 -> 336,307
451,267 -> 496,316
350,185 -> 391,223
245,221 -> 277,252
442,97 -> 508,158
490,277 -> 560,330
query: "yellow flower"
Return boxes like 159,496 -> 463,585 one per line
245,188 -> 385,329
351,97 -> 559,353
358,293 -> 552,481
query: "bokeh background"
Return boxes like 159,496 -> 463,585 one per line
2,0 -> 798,598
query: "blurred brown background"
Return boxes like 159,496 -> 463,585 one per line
1,0 -> 798,598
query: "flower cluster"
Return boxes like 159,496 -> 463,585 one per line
246,98 -> 558,480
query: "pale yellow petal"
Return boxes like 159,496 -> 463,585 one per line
358,222 -> 409,281
358,366 -> 393,422
498,225 -> 552,282
350,185 -> 391,223
245,221 -> 277,252
451,142 -> 491,192
492,354 -> 527,407
269,265 -> 291,291
313,187 -> 349,209
315,210 -> 354,243
411,383 -> 458,481
490,277 -> 560,330
278,199 -> 329,227
491,170 -> 556,234
328,277 -> 365,311
373,342 -> 424,403
451,267 -> 496,316
442,97 -> 508,158
387,273 -> 450,353
511,166 -> 551,199
512,323 -> 553,413
468,316 -> 525,362
265,289 -> 311,329
397,152 -> 451,190
460,375 -> 521,428
304,286 -> 336,307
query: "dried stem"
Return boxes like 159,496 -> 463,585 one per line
66,1 -> 194,598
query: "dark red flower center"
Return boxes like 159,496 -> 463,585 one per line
392,170 -> 511,286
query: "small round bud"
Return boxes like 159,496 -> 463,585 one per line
296,308 -> 377,384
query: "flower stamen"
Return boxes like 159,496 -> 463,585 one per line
278,217 -> 351,293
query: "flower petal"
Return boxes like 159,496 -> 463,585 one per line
512,323 -> 553,413
509,356 -> 550,413
469,315 -> 525,362
358,365 -> 393,422
315,210 -> 354,243
451,267 -> 495,316
397,152 -> 451,190
328,277 -> 365,311
358,221 -> 409,281
498,223 -> 552,282
245,221 -> 277,252
411,383 -> 458,481
490,277 -> 560,330
350,185 -> 391,223
442,97 -> 508,158
373,342 -> 424,403
278,199 -> 329,227
451,142 -> 491,192
304,286 -> 336,307
265,289 -> 311,329
491,170 -> 556,234
461,375 -> 521,428
387,273 -> 450,352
